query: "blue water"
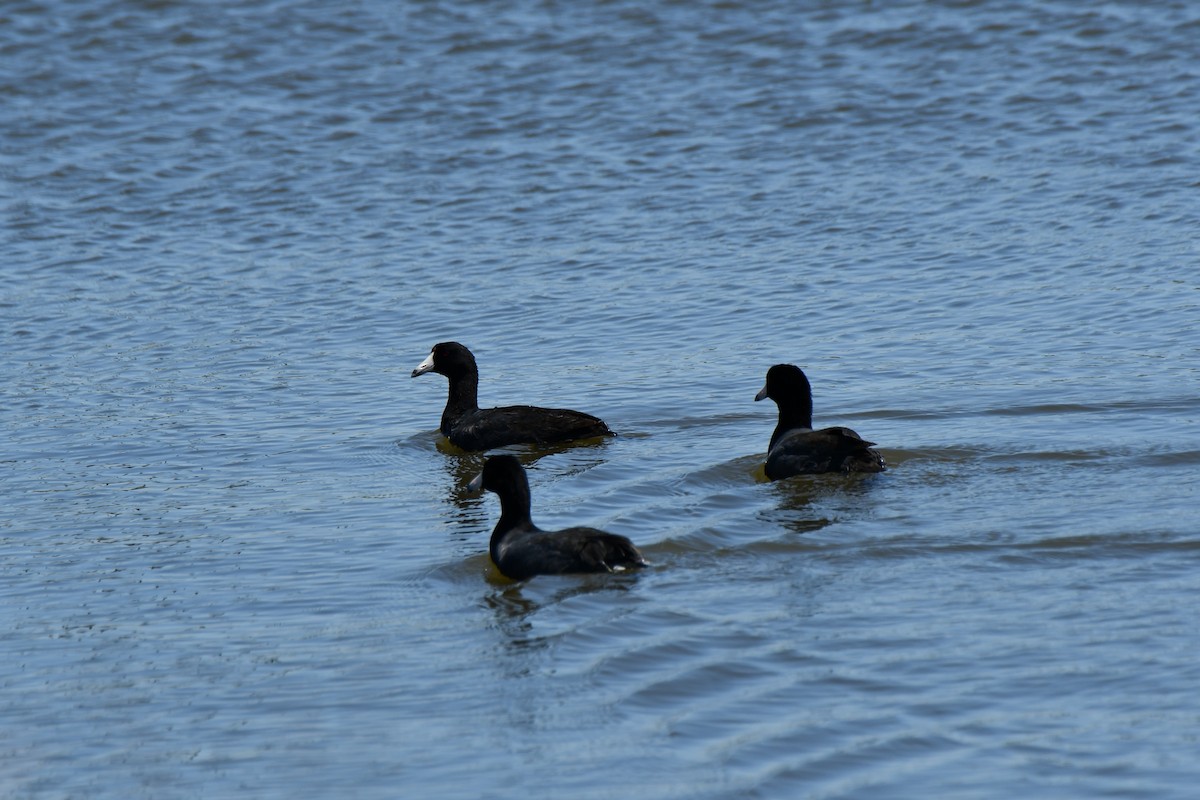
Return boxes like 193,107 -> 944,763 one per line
4,1 -> 1200,797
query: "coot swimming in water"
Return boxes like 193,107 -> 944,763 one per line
412,342 -> 613,451
467,455 -> 647,581
755,364 -> 885,480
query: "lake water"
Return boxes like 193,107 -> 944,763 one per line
4,0 -> 1199,797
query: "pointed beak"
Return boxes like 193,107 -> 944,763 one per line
466,471 -> 483,493
754,384 -> 769,402
411,351 -> 436,378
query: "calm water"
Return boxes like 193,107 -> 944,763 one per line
4,0 -> 1200,797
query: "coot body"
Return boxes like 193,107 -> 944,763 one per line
755,364 -> 885,480
412,342 -> 612,451
468,455 -> 647,580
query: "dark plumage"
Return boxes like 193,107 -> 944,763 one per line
467,455 -> 647,581
411,342 -> 613,451
755,364 -> 885,480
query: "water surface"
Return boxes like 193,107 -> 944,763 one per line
3,1 -> 1199,797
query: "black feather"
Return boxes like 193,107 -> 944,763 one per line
469,455 -> 647,581
755,364 -> 885,480
412,342 -> 612,451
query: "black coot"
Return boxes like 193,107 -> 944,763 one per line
412,342 -> 613,451
755,364 -> 885,480
467,455 -> 647,581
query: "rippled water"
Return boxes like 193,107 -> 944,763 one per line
4,1 -> 1200,797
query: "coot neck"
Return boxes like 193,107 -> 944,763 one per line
489,476 -> 536,560
770,398 -> 813,450
440,369 -> 480,435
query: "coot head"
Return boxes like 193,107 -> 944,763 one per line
412,341 -> 477,380
755,364 -> 813,405
466,453 -> 527,496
